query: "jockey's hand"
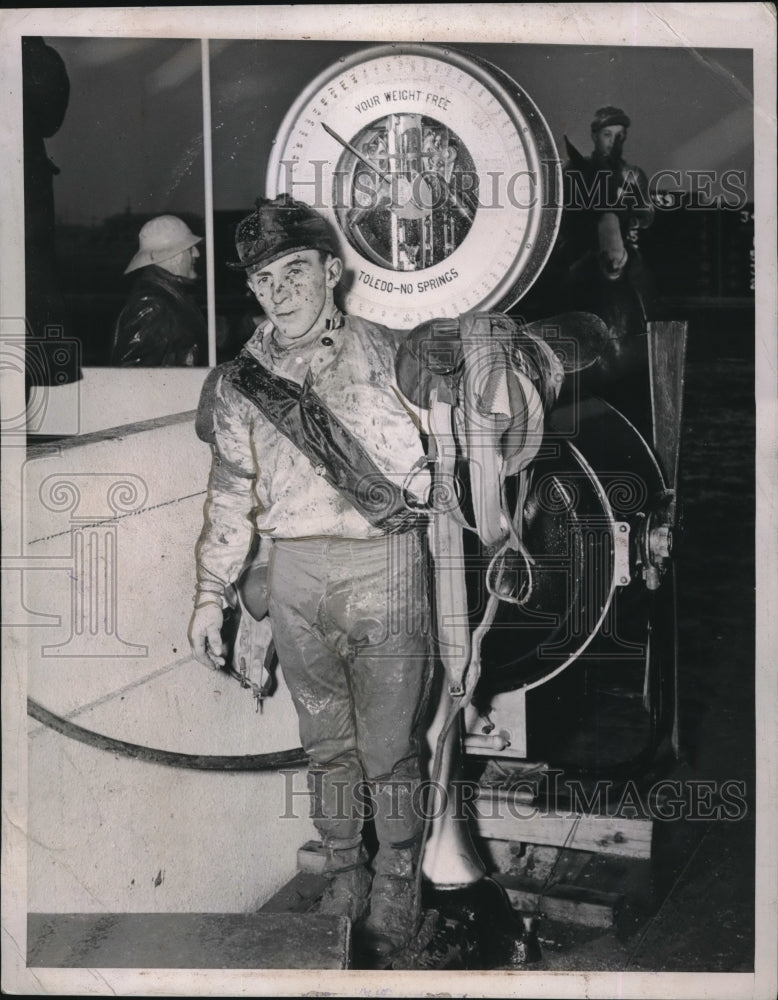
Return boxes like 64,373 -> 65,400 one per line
189,602 -> 225,670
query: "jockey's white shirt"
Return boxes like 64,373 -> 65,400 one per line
195,315 -> 428,597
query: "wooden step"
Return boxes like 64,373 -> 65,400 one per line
474,791 -> 653,859
260,870 -> 328,914
494,873 -> 622,928
27,911 -> 350,969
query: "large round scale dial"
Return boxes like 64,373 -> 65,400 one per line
266,43 -> 561,329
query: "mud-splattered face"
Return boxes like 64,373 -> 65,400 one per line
247,249 -> 342,347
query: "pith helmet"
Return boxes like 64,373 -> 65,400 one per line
228,194 -> 337,271
124,215 -> 202,274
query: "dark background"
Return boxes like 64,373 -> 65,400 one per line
32,38 -> 754,366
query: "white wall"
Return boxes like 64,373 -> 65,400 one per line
24,413 -> 314,913
26,367 -> 207,438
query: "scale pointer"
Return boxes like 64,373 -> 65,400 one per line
321,122 -> 392,183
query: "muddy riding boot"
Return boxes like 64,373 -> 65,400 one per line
360,840 -> 422,959
318,839 -> 372,924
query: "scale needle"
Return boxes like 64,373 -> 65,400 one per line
321,121 -> 473,224
321,122 -> 391,183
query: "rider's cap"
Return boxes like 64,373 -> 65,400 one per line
228,194 -> 338,271
590,106 -> 631,133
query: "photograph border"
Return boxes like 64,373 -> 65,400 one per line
2,4 -> 776,997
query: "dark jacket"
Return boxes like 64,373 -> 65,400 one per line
23,37 -> 82,389
111,265 -> 207,366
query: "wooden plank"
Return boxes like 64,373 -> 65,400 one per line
494,874 -> 622,929
297,816 -> 650,868
296,813 -> 653,872
27,912 -> 350,969
479,840 -> 595,881
477,837 -> 527,874
474,796 -> 653,859
259,870 -> 327,914
550,848 -> 593,883
647,319 -> 688,490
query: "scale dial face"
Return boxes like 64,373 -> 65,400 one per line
267,43 -> 561,329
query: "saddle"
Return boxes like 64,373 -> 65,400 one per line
395,311 -> 565,701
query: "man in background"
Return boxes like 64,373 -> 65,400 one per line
561,105 -> 655,281
112,215 -> 207,366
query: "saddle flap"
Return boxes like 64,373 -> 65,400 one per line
458,314 -> 545,545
